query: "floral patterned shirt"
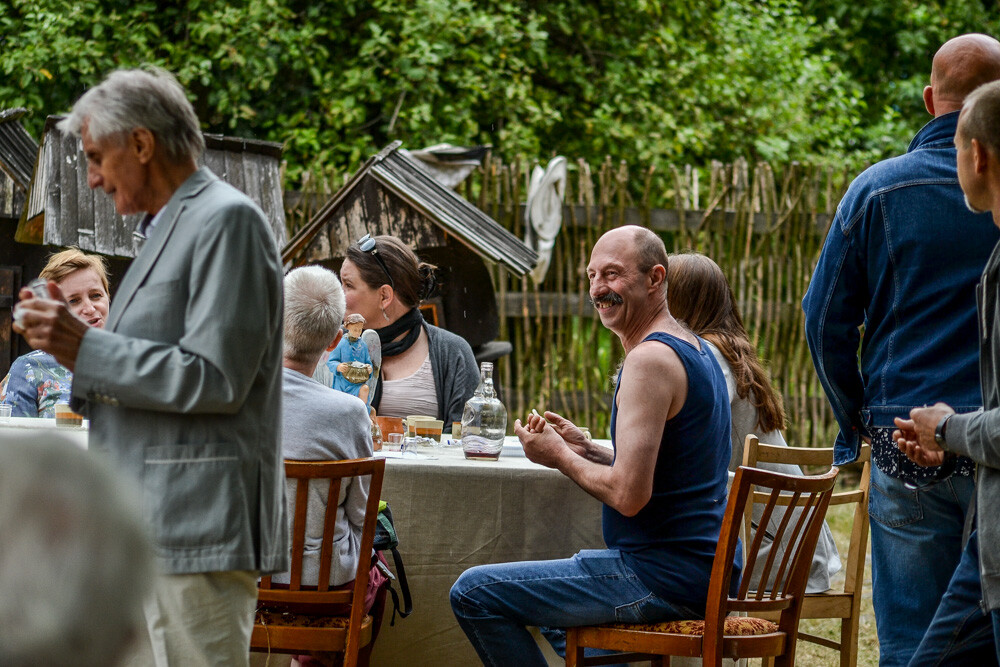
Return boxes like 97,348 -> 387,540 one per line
0,351 -> 73,418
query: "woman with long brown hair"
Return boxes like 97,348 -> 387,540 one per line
667,251 -> 840,593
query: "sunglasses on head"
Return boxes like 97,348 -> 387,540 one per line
357,234 -> 394,289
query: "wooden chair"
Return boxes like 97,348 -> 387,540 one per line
565,464 -> 839,667
743,435 -> 871,667
251,457 -> 386,667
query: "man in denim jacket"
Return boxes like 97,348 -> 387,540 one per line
803,34 -> 1000,665
896,80 -> 1000,664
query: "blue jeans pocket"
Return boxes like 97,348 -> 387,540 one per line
869,467 -> 923,528
615,591 -> 665,624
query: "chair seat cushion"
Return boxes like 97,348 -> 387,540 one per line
256,609 -> 371,630
607,617 -> 779,637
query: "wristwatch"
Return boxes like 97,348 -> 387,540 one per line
934,414 -> 952,447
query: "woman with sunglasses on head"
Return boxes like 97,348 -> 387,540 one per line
1,248 -> 111,418
667,252 -> 841,593
337,234 -> 479,431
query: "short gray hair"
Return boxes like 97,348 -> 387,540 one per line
58,67 -> 205,163
284,265 -> 347,362
0,433 -> 152,667
961,80 -> 1000,158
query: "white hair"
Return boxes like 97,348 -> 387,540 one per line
0,433 -> 152,667
57,68 -> 205,163
284,265 -> 347,362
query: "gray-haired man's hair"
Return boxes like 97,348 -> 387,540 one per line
0,433 -> 152,667
961,80 -> 1000,159
58,68 -> 205,163
284,265 -> 347,363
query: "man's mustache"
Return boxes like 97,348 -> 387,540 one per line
591,291 -> 624,308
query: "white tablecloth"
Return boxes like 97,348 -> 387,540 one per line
0,416 -> 88,449
371,437 -> 607,666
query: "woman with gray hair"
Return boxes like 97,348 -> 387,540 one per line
276,266 -> 384,667
279,265 -> 374,591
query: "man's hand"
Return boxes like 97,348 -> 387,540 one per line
12,281 -> 89,371
540,410 -> 613,465
515,414 -> 571,469
893,403 -> 955,467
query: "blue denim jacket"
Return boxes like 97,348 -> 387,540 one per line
803,112 -> 998,466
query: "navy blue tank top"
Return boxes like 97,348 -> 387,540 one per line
603,331 -> 740,611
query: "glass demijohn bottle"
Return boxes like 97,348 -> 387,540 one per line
461,362 -> 507,460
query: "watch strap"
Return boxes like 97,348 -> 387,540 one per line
935,414 -> 953,446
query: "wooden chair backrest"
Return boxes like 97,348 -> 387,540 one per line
742,435 -> 871,599
258,457 -> 385,620
703,464 -> 838,663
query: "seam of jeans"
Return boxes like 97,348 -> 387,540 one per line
454,595 -> 503,667
457,573 -> 628,610
929,606 -> 994,666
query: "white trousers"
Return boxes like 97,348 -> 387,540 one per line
123,570 -> 258,667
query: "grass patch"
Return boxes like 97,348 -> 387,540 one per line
746,502 -> 879,666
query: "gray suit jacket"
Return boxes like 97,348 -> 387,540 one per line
72,167 -> 289,576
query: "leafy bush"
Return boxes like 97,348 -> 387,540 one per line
2,0 -> 997,180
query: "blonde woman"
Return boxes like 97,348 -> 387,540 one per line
1,249 -> 110,417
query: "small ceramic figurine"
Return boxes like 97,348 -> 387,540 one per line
327,314 -> 381,408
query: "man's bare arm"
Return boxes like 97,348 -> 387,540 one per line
517,341 -> 683,516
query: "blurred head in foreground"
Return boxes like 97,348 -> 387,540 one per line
0,433 -> 153,666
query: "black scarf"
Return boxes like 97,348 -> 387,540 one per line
371,308 -> 425,411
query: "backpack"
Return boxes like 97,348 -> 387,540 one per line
373,502 -> 412,624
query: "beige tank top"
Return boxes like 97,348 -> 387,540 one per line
377,354 -> 439,419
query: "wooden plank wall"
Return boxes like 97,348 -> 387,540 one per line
31,127 -> 286,257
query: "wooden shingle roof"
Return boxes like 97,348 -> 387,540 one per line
284,141 -> 538,276
17,116 -> 287,257
0,108 -> 36,221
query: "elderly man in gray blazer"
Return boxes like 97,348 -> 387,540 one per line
13,68 -> 288,666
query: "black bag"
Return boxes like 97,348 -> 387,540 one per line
373,503 -> 412,623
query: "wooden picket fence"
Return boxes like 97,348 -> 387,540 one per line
286,156 -> 857,447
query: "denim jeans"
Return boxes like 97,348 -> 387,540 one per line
449,549 -> 700,667
868,464 -> 975,666
908,531 -> 1000,666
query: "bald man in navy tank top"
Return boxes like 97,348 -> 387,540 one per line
450,225 -> 741,665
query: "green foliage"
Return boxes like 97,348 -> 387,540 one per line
2,0 -> 997,180
803,0 -> 1000,155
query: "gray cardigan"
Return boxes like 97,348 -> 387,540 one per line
947,239 -> 1000,611
424,323 -> 481,430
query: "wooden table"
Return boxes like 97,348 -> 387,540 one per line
371,438 -> 607,666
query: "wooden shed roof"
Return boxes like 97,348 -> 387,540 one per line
0,108 -> 36,221
284,141 -> 538,276
16,116 -> 287,258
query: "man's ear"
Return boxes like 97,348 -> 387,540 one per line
649,264 -> 667,292
923,85 -> 935,117
972,138 -> 989,174
131,127 -> 156,165
326,330 -> 343,352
